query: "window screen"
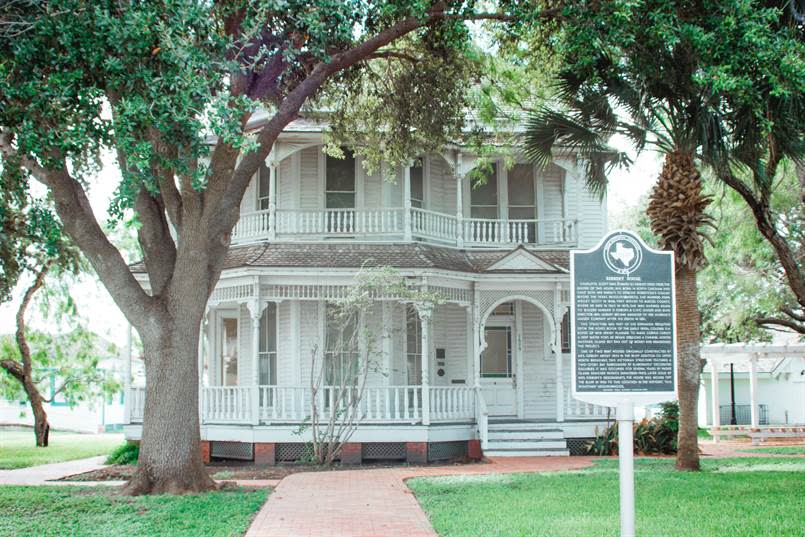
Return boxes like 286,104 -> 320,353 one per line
470,164 -> 498,219
326,151 -> 356,209
410,162 -> 424,209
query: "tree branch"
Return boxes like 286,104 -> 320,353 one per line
0,136 -> 155,325
15,262 -> 50,379
756,316 -> 805,334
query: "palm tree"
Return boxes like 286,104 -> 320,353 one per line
523,31 -> 719,472
523,0 -> 803,471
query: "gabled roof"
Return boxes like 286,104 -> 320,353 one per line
129,243 -> 570,275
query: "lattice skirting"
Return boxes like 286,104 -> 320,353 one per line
275,443 -> 313,462
428,440 -> 467,461
566,437 -> 594,456
211,441 -> 254,461
362,442 -> 406,460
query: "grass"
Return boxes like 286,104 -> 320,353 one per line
0,429 -> 123,469
409,457 -> 805,537
739,445 -> 805,455
0,485 -> 268,536
697,427 -> 711,439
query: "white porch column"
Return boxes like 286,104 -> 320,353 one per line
710,360 -> 720,442
553,284 -> 565,422
268,155 -> 278,241
247,297 -> 268,425
403,162 -> 413,241
472,285 -> 482,388
124,324 -> 132,424
417,302 -> 433,425
455,153 -> 464,248
749,354 -> 759,428
381,302 -> 393,380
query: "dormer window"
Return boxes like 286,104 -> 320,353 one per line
410,161 -> 424,209
470,164 -> 498,219
325,150 -> 356,209
258,162 -> 271,210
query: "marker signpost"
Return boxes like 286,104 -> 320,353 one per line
570,230 -> 677,537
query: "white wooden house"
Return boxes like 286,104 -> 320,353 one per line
123,118 -> 613,464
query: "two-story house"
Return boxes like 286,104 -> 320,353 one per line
123,118 -> 612,464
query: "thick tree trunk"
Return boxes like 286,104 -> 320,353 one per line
675,266 -> 703,470
123,306 -> 215,495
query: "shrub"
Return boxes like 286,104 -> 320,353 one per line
586,401 -> 679,456
106,442 -> 139,465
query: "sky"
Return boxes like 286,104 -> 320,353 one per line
0,139 -> 660,348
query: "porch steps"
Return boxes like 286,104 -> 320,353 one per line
485,421 -> 569,457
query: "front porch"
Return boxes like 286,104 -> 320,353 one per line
124,265 -> 613,457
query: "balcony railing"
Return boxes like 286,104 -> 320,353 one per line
232,206 -> 578,248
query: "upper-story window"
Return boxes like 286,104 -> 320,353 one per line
508,164 -> 536,220
410,161 -> 424,209
326,150 -> 356,209
258,162 -> 271,210
258,303 -> 278,385
470,164 -> 498,219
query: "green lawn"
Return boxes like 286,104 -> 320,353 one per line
739,445 -> 805,455
0,429 -> 123,469
409,457 -> 805,537
0,486 -> 268,536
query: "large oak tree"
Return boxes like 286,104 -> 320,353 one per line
0,1 -> 557,494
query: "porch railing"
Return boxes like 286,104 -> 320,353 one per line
202,386 -> 253,423
563,388 -> 612,419
430,386 -> 475,421
231,206 -> 577,248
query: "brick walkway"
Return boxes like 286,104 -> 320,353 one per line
246,457 -> 594,537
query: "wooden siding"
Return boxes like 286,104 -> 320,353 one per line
521,302 -> 555,419
299,147 -> 320,209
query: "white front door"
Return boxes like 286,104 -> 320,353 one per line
480,323 -> 517,416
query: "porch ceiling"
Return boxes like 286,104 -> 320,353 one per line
130,243 -> 569,275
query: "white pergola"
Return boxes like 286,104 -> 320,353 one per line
701,342 -> 805,433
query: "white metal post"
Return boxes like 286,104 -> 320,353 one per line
710,360 -> 720,442
617,399 -> 636,537
749,354 -> 759,431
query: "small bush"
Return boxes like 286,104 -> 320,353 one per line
586,401 -> 679,456
106,442 -> 139,465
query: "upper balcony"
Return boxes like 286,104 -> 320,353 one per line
231,142 -> 603,249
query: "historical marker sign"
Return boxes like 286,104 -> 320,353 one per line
571,229 -> 677,407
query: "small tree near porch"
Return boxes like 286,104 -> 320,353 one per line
306,267 -> 443,465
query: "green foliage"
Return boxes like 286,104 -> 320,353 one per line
0,430 -> 123,470
587,401 -> 679,456
106,442 -> 139,465
0,485 -> 269,536
409,457 -> 805,537
0,329 -> 120,407
619,163 -> 802,342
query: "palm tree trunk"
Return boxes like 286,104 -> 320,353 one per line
675,265 -> 703,470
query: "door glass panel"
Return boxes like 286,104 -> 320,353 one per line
410,162 -> 424,209
481,326 -> 512,378
259,304 -> 277,385
470,164 -> 498,219
406,305 -> 422,385
222,317 -> 238,386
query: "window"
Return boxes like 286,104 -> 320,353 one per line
410,161 -> 424,209
491,302 -> 514,316
325,150 -> 356,209
257,162 -> 271,210
470,164 -> 498,219
508,164 -> 536,241
406,305 -> 422,385
561,311 -> 571,353
325,304 -> 359,386
481,326 -> 512,378
259,303 -> 278,385
220,317 -> 239,386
